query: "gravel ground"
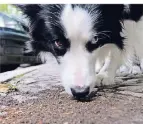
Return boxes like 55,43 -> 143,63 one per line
1,54 -> 143,124
1,87 -> 143,124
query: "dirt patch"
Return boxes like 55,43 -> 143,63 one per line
1,86 -> 143,124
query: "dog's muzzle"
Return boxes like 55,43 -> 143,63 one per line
71,86 -> 90,99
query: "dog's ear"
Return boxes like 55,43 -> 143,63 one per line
14,4 -> 48,53
123,5 -> 143,22
14,4 -> 42,21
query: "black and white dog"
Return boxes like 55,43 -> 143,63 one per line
16,4 -> 143,99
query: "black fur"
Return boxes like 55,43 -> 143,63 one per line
86,5 -> 125,52
15,4 -> 143,57
123,4 -> 143,22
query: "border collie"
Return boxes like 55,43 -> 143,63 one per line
16,4 -> 143,99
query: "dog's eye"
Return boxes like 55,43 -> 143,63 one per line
94,36 -> 98,41
91,36 -> 98,44
54,40 -> 64,49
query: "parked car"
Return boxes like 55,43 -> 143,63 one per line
0,12 -> 41,72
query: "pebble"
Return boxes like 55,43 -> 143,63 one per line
0,111 -> 7,117
63,122 -> 68,124
0,93 -> 7,97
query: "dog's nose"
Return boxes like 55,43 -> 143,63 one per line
71,86 -> 90,99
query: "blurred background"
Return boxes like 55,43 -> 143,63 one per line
0,4 -> 42,73
0,5 -> 24,19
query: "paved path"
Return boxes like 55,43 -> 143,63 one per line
1,54 -> 143,124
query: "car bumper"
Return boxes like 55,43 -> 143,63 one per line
0,55 -> 41,65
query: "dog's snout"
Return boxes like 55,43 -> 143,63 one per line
71,86 -> 90,99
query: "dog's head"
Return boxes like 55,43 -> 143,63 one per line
16,4 -> 124,99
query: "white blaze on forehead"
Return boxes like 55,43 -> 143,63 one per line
59,5 -> 99,94
61,4 -> 93,41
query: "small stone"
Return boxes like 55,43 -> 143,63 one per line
0,93 -> 7,96
0,105 -> 7,110
0,112 -> 7,117
63,122 -> 68,124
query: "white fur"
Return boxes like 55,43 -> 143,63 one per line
94,17 -> 143,86
119,16 -> 143,74
56,4 -> 143,95
97,17 -> 143,77
61,5 -> 93,41
95,44 -> 123,86
60,5 -> 100,94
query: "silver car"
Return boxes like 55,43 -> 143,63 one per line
0,12 -> 41,72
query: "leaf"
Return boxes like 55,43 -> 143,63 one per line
0,84 -> 17,93
0,84 -> 10,93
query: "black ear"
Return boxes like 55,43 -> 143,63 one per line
123,4 -> 143,22
14,4 -> 53,55
14,4 -> 48,53
14,4 -> 42,21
